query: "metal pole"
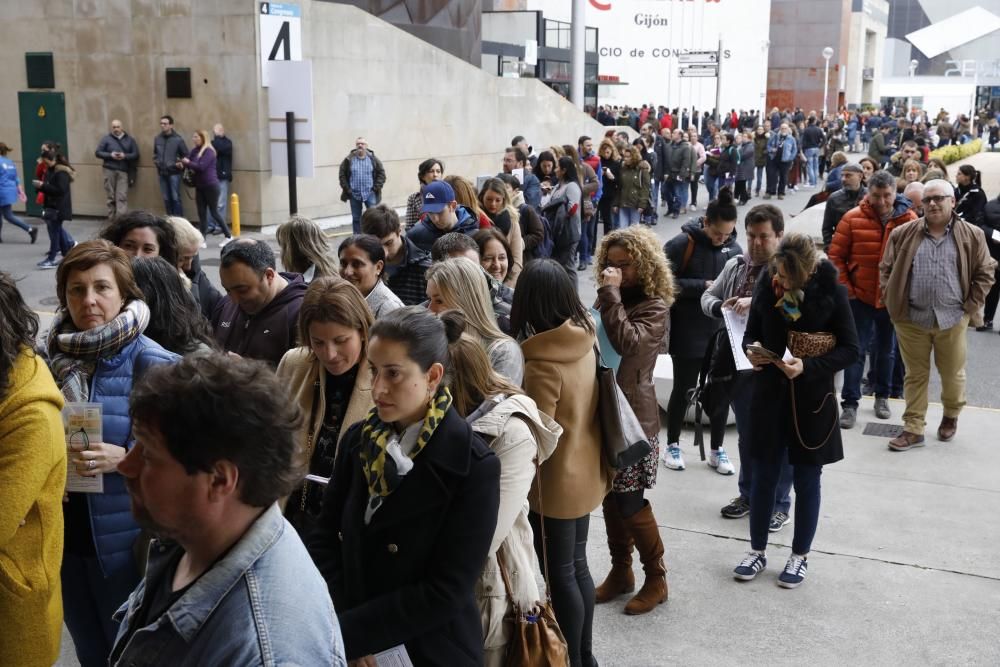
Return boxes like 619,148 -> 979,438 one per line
570,0 -> 585,110
715,38 -> 722,125
286,111 -> 297,215
823,60 -> 830,119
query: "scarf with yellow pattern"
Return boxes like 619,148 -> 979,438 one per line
359,386 -> 453,517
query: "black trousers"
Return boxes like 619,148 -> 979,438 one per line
528,512 -> 595,667
666,355 -> 729,449
196,184 -> 230,237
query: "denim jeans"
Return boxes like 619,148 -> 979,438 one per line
731,373 -> 793,513
0,204 -> 31,234
620,207 -> 643,226
754,165 -> 765,194
158,172 -> 183,216
750,456 -> 823,555
349,192 -> 378,234
842,299 -> 895,406
672,178 -> 690,210
650,178 -> 661,211
703,167 -> 720,202
804,147 -> 820,186
217,179 -> 230,223
44,214 -> 74,262
528,512 -> 595,667
62,551 -> 140,667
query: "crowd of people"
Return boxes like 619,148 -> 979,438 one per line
1,99 -> 998,667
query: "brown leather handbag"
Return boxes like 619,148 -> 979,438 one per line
499,460 -> 570,667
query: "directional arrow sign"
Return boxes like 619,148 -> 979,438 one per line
679,66 -> 718,78
678,51 -> 718,64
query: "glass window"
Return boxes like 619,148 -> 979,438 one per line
586,28 -> 597,53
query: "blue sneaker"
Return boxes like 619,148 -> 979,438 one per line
661,444 -> 685,470
777,555 -> 808,589
733,551 -> 767,581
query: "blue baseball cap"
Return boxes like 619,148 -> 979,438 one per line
421,180 -> 455,214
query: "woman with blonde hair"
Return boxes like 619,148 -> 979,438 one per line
445,313 -> 562,666
276,214 -> 338,282
478,177 -> 524,286
164,216 -> 222,320
277,276 -> 374,535
444,174 -> 491,229
179,129 -> 231,244
592,226 -> 676,615
425,257 -> 524,384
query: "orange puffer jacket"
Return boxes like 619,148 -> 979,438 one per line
828,196 -> 917,307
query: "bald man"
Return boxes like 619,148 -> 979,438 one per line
95,120 -> 139,218
880,179 -> 996,450
903,181 -> 924,217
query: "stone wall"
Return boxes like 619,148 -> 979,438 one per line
0,1 -> 603,228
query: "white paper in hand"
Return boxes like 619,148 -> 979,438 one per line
992,229 -> 1000,244
64,402 -> 105,494
722,308 -> 753,371
375,645 -> 414,667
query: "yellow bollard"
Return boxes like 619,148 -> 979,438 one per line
230,193 -> 240,237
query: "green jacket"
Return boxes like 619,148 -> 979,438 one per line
618,161 -> 651,209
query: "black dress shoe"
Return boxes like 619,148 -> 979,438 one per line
976,321 -> 993,332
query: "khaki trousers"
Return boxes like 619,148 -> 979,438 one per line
893,316 -> 968,434
102,168 -> 128,218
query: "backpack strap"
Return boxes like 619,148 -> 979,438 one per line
681,233 -> 696,274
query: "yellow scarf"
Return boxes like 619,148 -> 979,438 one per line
359,386 -> 452,515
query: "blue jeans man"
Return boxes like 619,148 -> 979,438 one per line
349,191 -> 378,234
804,147 -> 820,186
158,172 -> 183,216
217,179 -> 230,224
731,372 -> 793,515
842,299 -> 895,408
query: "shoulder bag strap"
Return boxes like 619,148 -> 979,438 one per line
681,233 -> 696,274
299,378 -> 323,511
788,377 -> 838,451
535,455 -> 554,601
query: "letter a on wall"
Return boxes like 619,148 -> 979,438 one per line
260,2 -> 302,87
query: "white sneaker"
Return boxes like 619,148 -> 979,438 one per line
200,241 -> 208,249
219,237 -> 233,248
662,444 -> 685,470
708,448 -> 736,475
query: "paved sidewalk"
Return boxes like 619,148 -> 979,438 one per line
590,398 -> 1000,665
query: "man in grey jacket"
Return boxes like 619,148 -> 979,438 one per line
95,120 -> 139,219
700,204 -> 795,531
153,115 -> 188,216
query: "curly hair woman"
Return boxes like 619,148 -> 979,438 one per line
592,226 -> 676,615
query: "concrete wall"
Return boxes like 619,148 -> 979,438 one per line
845,0 -> 888,107
258,1 -> 605,227
0,1 -> 603,229
0,0 -> 261,224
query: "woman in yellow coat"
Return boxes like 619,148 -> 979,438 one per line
0,272 -> 67,667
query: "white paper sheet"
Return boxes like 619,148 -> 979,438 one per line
64,403 -> 104,494
722,307 -> 793,370
992,229 -> 1000,244
375,645 -> 414,667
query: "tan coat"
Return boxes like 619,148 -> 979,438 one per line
504,208 -> 525,288
276,347 -> 374,471
472,394 -> 561,666
521,320 -> 611,519
879,214 -> 997,328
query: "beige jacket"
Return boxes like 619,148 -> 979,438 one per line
879,214 -> 997,328
276,347 -> 374,468
472,394 -> 561,663
521,319 -> 611,519
504,209 -> 525,288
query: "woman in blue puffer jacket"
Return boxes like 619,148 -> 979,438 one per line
43,240 -> 177,667
0,142 -> 37,242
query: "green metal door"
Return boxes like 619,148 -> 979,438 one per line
18,92 -> 67,216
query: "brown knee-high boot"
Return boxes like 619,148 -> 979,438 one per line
622,501 -> 668,615
595,496 -> 635,603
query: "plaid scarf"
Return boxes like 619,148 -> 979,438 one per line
46,300 -> 150,403
359,386 -> 452,521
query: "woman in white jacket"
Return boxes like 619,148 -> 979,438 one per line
444,310 -> 563,666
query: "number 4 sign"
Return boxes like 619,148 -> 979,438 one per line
260,2 -> 302,87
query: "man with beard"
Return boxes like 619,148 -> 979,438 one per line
111,354 -> 345,666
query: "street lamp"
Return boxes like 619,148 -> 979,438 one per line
907,59 -> 918,119
822,47 -> 834,119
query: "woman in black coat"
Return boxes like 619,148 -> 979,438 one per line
661,188 -> 742,472
955,164 -> 987,226
309,307 -> 501,665
734,234 -> 859,589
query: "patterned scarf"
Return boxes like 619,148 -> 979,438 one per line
359,386 -> 453,519
772,276 -> 803,323
46,300 -> 150,403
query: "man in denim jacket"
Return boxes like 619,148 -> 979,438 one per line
110,354 -> 346,666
